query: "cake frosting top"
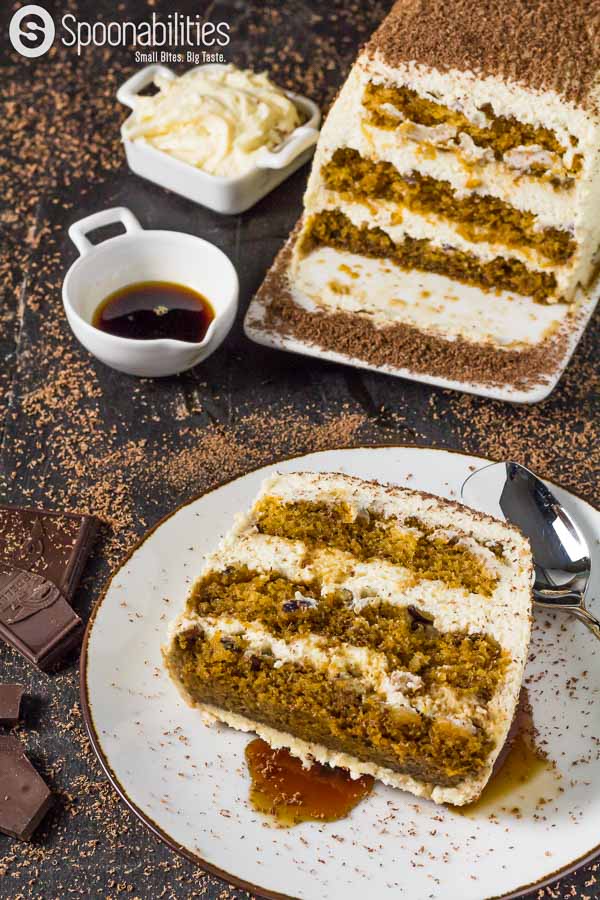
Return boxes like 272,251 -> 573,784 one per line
366,0 -> 600,111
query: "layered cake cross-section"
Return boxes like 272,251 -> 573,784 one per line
247,0 -> 600,394
164,472 -> 533,806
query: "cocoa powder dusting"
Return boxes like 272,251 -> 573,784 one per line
0,0 -> 597,897
368,0 -> 600,110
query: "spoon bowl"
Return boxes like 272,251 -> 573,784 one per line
461,461 -> 598,639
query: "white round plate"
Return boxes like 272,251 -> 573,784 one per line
81,447 -> 600,900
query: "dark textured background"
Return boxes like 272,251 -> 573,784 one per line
0,1 -> 598,897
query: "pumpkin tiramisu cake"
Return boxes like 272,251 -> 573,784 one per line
246,0 -> 600,394
164,472 -> 533,806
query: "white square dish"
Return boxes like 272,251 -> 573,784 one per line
117,64 -> 321,215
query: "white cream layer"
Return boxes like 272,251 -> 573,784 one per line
290,246 -> 570,347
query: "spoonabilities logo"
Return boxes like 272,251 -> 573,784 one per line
9,4 -> 55,58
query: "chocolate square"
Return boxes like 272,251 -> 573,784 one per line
0,735 -> 53,840
0,507 -> 98,670
0,683 -> 24,726
0,506 -> 98,600
0,564 -> 84,670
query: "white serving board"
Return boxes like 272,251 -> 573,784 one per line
244,261 -> 599,404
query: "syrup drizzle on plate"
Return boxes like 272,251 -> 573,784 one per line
454,689 -> 561,818
245,692 -> 560,826
245,739 -> 374,826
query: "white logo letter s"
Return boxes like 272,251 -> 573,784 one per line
9,5 -> 55,58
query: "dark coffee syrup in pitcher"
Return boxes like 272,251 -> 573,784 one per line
93,281 -> 214,342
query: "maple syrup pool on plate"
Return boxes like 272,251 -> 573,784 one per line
93,281 -> 214,342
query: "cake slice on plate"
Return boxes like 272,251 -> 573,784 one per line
164,472 -> 533,806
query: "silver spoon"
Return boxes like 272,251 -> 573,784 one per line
461,461 -> 599,640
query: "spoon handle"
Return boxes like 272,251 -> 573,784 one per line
534,588 -> 586,604
572,606 -> 600,641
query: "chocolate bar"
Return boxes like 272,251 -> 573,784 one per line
0,506 -> 98,599
0,564 -> 83,670
0,507 -> 98,670
0,735 -> 53,840
0,683 -> 24,726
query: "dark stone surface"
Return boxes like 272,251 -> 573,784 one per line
0,1 -> 597,897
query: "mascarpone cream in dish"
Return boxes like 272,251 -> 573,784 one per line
163,471 -> 533,807
121,64 -> 302,177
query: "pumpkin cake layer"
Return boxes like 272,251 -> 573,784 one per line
321,148 -> 576,264
164,471 -> 533,806
250,0 -> 600,376
301,209 -> 558,303
362,83 -> 583,181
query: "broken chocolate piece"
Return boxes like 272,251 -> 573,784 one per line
0,506 -> 98,670
0,506 -> 98,600
0,735 -> 53,840
0,684 -> 24,726
0,564 -> 83,671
